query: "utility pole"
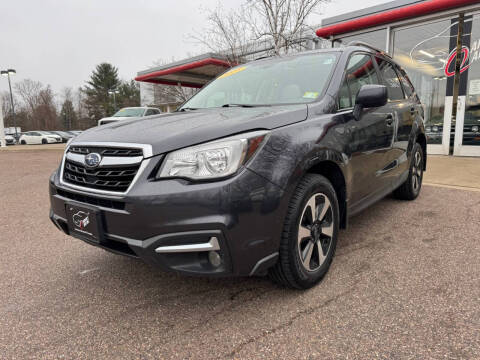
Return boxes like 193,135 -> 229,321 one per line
108,89 -> 119,113
1,69 -> 17,138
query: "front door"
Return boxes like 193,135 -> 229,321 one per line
337,52 -> 395,205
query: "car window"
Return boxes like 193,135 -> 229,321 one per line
375,58 -> 405,101
397,67 -> 415,98
181,52 -> 338,108
338,53 -> 380,109
145,109 -> 156,116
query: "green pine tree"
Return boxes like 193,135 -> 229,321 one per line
118,80 -> 141,108
83,63 -> 121,120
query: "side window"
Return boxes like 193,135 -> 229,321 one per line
376,58 -> 405,101
397,67 -> 415,98
338,53 -> 379,109
145,109 -> 154,116
154,109 -> 160,114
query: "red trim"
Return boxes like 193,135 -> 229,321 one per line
316,0 -> 479,38
135,58 -> 232,83
140,78 -> 204,89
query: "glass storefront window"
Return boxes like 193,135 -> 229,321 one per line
333,28 -> 387,51
463,14 -> 480,146
393,19 -> 455,145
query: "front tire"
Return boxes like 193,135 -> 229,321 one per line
20,140 -> 26,145
269,174 -> 339,289
41,139 -> 47,144
393,143 -> 424,200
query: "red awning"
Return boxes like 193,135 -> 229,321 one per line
135,54 -> 232,88
316,0 -> 480,38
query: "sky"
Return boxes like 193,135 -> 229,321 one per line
0,0 -> 389,97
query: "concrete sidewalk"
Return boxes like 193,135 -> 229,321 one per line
424,155 -> 480,192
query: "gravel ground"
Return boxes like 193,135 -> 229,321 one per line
0,150 -> 479,360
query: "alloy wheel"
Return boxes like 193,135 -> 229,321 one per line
297,193 -> 334,272
412,150 -> 423,192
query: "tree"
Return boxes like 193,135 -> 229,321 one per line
197,0 -> 329,59
194,4 -> 253,64
248,0 -> 328,54
14,79 -> 58,130
60,99 -> 77,130
117,80 -> 141,108
83,63 -> 121,121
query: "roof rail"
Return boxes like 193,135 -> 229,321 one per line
347,41 -> 392,58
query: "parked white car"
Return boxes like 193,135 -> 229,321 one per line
5,134 -> 16,145
18,131 -> 62,145
98,107 -> 162,126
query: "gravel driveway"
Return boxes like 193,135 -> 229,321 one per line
1,150 -> 479,359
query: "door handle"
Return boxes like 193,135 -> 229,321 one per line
386,114 -> 394,126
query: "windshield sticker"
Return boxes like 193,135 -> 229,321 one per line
219,66 -> 247,79
303,91 -> 319,99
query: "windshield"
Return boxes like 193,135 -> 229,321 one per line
181,53 -> 338,109
113,108 -> 145,117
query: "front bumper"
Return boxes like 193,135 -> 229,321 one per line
49,161 -> 287,277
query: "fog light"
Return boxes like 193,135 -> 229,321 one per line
208,251 -> 222,267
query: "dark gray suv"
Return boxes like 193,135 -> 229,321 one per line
49,43 -> 426,289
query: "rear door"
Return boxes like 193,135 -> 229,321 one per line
338,52 -> 394,206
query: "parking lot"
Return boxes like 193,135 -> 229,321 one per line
1,149 -> 479,359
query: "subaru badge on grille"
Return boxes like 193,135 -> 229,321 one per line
84,153 -> 102,168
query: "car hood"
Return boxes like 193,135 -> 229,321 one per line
74,105 -> 308,156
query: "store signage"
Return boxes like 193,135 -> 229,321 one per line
444,40 -> 480,77
445,46 -> 470,77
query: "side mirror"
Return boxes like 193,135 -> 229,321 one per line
353,85 -> 388,120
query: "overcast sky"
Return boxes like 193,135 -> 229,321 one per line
0,0 -> 389,97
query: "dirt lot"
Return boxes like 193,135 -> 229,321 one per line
1,150 -> 479,360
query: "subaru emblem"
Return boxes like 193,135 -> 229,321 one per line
84,153 -> 102,168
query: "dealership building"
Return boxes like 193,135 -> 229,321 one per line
136,0 -> 480,157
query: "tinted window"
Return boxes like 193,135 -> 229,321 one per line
339,53 -> 379,109
376,58 -> 404,101
397,68 -> 415,98
145,109 -> 154,116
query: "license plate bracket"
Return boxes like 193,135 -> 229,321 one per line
65,202 -> 104,243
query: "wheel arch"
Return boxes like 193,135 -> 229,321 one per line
306,160 -> 347,229
416,132 -> 427,171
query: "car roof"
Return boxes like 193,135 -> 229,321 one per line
250,43 -> 391,66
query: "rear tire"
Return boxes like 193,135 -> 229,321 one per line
393,143 -> 424,200
20,140 -> 26,145
269,174 -> 339,289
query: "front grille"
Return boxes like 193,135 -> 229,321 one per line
69,146 -> 143,157
63,160 -> 140,192
56,189 -> 125,210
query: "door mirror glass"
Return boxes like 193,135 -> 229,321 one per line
355,84 -> 388,108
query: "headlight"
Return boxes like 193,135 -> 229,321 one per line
472,125 -> 479,133
157,131 -> 268,180
426,126 -> 431,132
432,126 -> 439,132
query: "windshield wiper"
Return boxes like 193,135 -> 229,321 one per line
221,103 -> 256,108
179,107 -> 199,112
